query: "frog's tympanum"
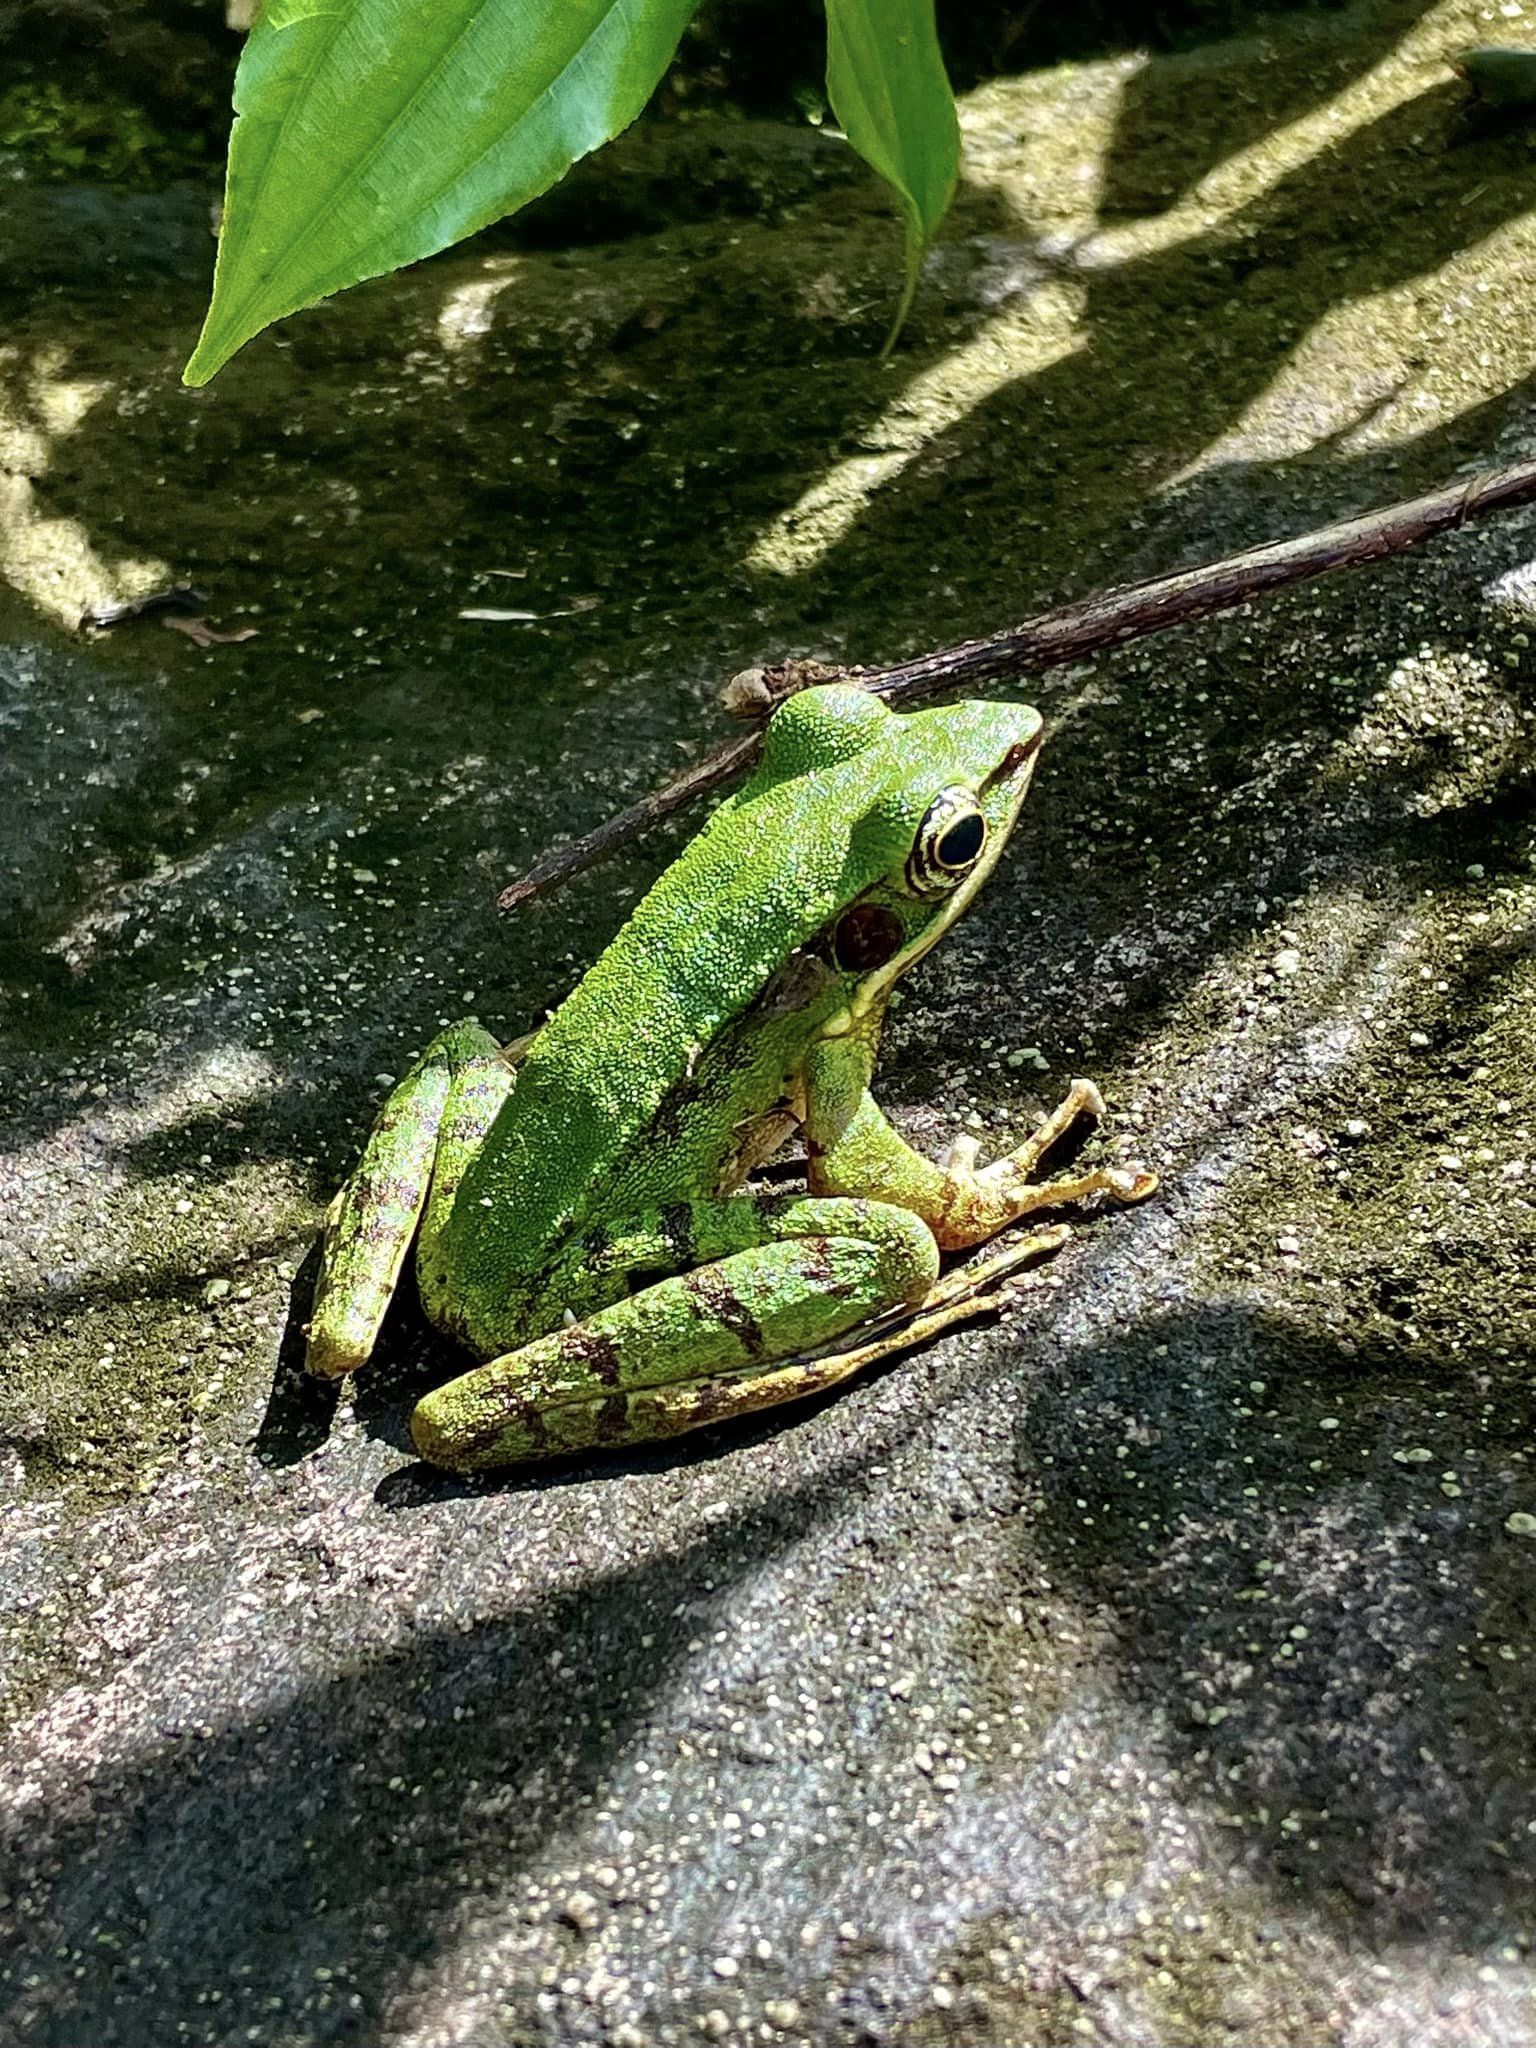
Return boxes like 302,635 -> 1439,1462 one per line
307,686 -> 1155,1469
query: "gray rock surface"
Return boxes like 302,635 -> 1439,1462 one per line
4,7 -> 1536,2042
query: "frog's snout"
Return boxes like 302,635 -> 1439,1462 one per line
979,720 -> 1044,796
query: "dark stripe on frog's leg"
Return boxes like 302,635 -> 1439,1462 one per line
410,1195 -> 939,1470
563,1327 -> 623,1386
659,1200 -> 698,1271
307,1021 -> 508,1380
523,1193 -> 851,1333
682,1265 -> 765,1357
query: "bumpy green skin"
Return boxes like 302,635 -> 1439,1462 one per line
413,1194 -> 940,1466
308,684 -> 1091,1470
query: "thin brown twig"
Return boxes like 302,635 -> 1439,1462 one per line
497,458 -> 1536,914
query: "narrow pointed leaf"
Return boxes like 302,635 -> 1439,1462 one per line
186,0 -> 700,385
824,0 -> 959,352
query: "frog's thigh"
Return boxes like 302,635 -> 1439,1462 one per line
410,1196 -> 938,1470
307,1021 -> 509,1379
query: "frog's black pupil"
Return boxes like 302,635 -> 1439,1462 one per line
936,812 -> 985,868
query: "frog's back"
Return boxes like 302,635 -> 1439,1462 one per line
448,689 -> 906,1286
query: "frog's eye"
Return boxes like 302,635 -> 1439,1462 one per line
908,787 -> 988,895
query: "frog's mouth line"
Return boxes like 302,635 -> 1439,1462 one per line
829,733 -> 1043,1034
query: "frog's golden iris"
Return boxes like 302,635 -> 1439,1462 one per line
906,784 -> 990,896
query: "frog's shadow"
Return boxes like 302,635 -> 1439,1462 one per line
255,1237 -> 344,1467
256,1229 -> 935,1506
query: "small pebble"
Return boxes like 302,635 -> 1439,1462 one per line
711,1956 -> 739,1981
1506,1512 -> 1536,1537
559,1892 -> 602,1935
1271,948 -> 1301,977
1277,1233 -> 1301,1256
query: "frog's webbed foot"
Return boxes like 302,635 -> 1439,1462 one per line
804,1040 -> 1156,1258
929,1075 -> 1156,1250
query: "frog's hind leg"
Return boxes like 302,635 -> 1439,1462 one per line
555,1218 -> 1075,1463
306,1021 -> 512,1379
410,1194 -> 941,1471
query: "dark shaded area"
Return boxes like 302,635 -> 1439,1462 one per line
0,1478 -> 854,2046
1025,1301 -> 1536,1944
253,1238 -> 341,1469
0,0 -> 238,184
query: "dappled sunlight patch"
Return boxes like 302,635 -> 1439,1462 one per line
744,314 -> 1085,578
1165,215 -> 1536,483
0,345 -> 172,627
744,2 -> 1525,589
434,263 -> 523,355
960,57 -> 1134,238
1077,1 -> 1470,269
1314,639 -> 1536,822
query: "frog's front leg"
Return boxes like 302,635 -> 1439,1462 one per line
409,1194 -> 939,1471
802,1035 -> 1156,1252
306,1020 -> 514,1379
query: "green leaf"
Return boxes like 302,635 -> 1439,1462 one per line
1458,45 -> 1536,111
824,0 -> 959,355
185,0 -> 701,386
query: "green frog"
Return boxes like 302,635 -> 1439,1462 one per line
307,684 -> 1155,1469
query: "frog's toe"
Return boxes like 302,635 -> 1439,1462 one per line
304,1319 -> 371,1380
410,1373 -> 548,1471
